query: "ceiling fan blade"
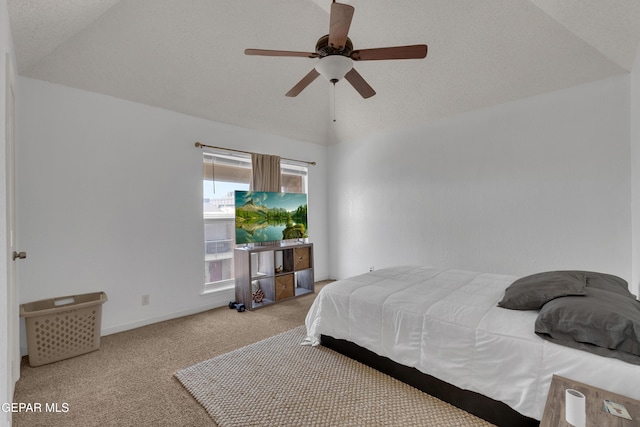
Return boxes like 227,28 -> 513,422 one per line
285,69 -> 321,97
245,49 -> 319,58
344,68 -> 376,99
328,2 -> 355,51
350,44 -> 428,61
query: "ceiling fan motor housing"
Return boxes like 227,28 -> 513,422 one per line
316,34 -> 353,57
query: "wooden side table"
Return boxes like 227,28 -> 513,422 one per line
541,374 -> 640,426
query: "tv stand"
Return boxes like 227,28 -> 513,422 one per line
234,242 -> 314,310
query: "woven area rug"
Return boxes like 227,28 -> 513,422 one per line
175,326 -> 495,427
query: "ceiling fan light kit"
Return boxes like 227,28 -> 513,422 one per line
315,55 -> 352,83
245,1 -> 427,99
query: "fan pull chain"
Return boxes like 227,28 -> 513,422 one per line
332,82 -> 337,123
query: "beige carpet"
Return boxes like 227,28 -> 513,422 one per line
13,283 -> 333,427
176,326 -> 495,427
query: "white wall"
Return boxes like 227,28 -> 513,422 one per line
16,77 -> 328,351
328,76 -> 633,293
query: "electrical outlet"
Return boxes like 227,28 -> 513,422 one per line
142,294 -> 150,306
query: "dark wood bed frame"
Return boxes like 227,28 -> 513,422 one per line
321,334 -> 540,427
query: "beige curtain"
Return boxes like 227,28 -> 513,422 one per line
251,153 -> 281,192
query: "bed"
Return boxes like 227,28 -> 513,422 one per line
304,266 -> 640,425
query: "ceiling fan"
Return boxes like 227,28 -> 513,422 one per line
244,1 -> 428,99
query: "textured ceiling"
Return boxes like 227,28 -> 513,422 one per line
8,0 -> 640,145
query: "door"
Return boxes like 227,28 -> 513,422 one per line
5,53 -> 20,384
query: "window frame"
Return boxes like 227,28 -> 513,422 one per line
202,150 -> 308,294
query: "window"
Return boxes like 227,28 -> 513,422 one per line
281,162 -> 308,193
202,152 -> 308,292
203,154 -> 250,292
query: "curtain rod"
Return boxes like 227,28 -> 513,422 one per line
194,142 -> 316,166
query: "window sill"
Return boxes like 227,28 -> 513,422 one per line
200,281 -> 235,296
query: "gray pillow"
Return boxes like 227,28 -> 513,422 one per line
584,271 -> 634,298
497,271 -> 587,310
535,287 -> 640,365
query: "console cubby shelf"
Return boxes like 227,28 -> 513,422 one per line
234,242 -> 314,310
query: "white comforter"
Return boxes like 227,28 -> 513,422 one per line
304,266 -> 640,420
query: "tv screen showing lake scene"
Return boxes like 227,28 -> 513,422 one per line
235,191 -> 308,244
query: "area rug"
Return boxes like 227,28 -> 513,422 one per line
175,325 -> 495,427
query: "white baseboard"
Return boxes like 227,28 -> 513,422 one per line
19,288 -> 235,355
20,279 -> 331,355
101,287 -> 235,336
102,279 -> 331,336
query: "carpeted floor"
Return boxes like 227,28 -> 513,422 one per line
12,283 -> 332,427
12,281 -> 493,426
176,325 -> 495,427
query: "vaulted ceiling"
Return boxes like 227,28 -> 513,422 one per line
8,0 -> 640,145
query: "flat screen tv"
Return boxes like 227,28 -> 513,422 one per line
235,191 -> 308,245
